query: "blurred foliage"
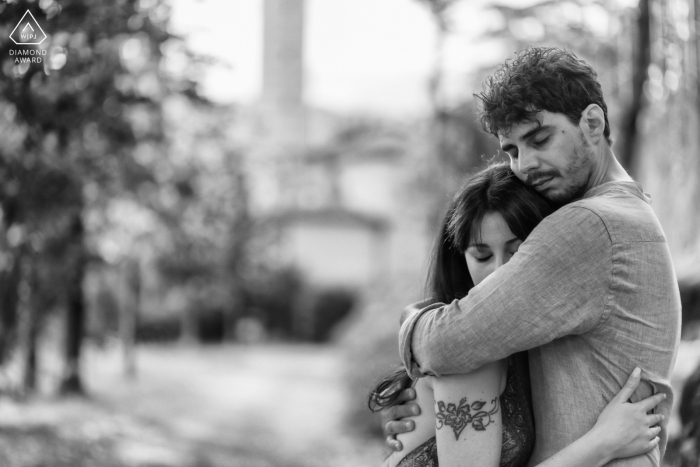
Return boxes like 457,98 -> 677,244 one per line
0,426 -> 123,467
340,276 -> 423,438
309,288 -> 356,343
243,266 -> 303,340
680,280 -> 700,340
673,359 -> 700,467
0,0 -> 250,394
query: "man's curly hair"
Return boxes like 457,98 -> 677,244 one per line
475,47 -> 611,145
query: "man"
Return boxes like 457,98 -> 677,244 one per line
387,47 -> 680,466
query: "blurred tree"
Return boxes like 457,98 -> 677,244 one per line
118,256 -> 139,378
414,0 -> 501,231
0,0 -> 203,394
415,0 -> 458,110
151,100 -> 252,343
618,0 -> 650,171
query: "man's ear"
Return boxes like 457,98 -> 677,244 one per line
579,104 -> 605,144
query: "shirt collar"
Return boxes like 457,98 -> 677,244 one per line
582,181 -> 651,204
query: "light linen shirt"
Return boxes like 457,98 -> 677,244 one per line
399,181 -> 681,466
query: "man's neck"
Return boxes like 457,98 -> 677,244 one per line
587,146 -> 632,191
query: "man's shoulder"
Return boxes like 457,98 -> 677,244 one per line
545,198 -> 609,231
554,188 -> 665,244
536,202 -> 612,251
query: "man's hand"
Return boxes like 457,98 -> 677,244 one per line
381,387 -> 420,451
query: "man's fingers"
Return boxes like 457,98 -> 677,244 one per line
637,392 -> 666,412
382,402 -> 419,436
386,403 -> 419,422
386,435 -> 403,452
385,420 -> 415,437
394,388 -> 417,404
613,367 -> 642,403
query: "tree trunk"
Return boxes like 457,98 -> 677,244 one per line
180,283 -> 198,345
59,213 -> 86,395
618,0 -> 651,174
22,326 -> 37,391
0,196 -> 21,367
0,251 -> 21,367
16,252 -> 38,394
118,258 -> 139,379
695,0 -> 700,105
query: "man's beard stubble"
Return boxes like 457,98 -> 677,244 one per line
538,132 -> 594,206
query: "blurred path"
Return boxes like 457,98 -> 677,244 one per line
84,343 -> 385,467
2,341 -> 699,466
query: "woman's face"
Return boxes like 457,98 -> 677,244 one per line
464,212 -> 522,286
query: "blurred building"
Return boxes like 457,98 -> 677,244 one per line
246,0 -> 431,295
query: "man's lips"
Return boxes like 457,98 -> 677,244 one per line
530,177 -> 553,189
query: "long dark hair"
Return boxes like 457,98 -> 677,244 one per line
368,163 -> 554,413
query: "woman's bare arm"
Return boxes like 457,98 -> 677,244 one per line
432,360 -> 506,467
534,368 -> 665,467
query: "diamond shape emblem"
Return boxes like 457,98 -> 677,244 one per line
10,10 -> 47,45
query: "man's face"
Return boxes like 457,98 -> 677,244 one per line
499,111 -> 595,204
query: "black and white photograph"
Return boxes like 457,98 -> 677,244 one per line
0,0 -> 698,466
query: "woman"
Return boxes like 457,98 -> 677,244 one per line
369,163 -> 665,467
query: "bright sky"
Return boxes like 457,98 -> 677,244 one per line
168,0 -> 503,118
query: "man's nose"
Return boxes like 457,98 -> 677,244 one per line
517,149 -> 540,174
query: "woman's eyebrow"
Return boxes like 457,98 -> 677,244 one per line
506,237 -> 521,245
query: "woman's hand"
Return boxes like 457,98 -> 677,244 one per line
381,387 -> 421,451
588,367 -> 666,461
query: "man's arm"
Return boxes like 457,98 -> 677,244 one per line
400,205 -> 612,378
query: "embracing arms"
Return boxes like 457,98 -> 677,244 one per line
384,368 -> 664,466
400,206 -> 611,378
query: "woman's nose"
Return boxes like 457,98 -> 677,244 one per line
494,254 -> 508,270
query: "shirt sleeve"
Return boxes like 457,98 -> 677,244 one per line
399,205 -> 613,378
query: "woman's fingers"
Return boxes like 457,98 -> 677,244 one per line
612,367 -> 642,403
647,425 -> 662,438
636,392 -> 667,412
645,413 -> 665,427
648,436 -> 660,450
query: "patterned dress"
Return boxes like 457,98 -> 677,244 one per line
396,352 -> 535,467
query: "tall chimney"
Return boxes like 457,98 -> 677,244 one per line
261,0 -> 305,149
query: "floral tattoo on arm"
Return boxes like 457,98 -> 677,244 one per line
435,397 -> 499,440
